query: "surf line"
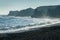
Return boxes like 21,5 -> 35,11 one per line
0,21 -> 60,33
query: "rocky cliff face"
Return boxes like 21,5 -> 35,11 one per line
8,5 -> 60,18
48,5 -> 60,18
31,5 -> 60,18
8,11 -> 19,16
8,8 -> 34,17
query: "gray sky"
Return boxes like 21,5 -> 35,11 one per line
0,0 -> 60,15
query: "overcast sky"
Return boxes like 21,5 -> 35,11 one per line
0,0 -> 60,15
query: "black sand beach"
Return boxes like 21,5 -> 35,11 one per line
0,24 -> 60,40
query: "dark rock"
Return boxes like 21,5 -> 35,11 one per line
31,5 -> 60,18
8,11 -> 19,16
8,5 -> 60,18
8,8 -> 34,17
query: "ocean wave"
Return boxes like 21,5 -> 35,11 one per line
0,17 -> 60,33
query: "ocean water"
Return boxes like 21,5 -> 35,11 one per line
0,16 -> 60,33
0,16 -> 34,30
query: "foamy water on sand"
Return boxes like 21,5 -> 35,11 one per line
0,16 -> 60,33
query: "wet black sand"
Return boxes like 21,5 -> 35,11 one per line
0,25 -> 60,40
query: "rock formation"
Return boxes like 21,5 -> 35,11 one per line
31,5 -> 60,18
8,5 -> 60,18
8,8 -> 34,17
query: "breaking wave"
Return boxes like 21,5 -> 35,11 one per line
0,16 -> 60,33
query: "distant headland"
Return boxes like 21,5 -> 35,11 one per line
8,5 -> 60,18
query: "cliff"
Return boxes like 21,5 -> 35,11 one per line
8,11 -> 19,16
31,5 -> 60,18
8,8 -> 34,17
8,5 -> 60,18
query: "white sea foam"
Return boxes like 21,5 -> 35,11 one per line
0,17 -> 60,33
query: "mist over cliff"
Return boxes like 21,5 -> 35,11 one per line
8,5 -> 60,18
